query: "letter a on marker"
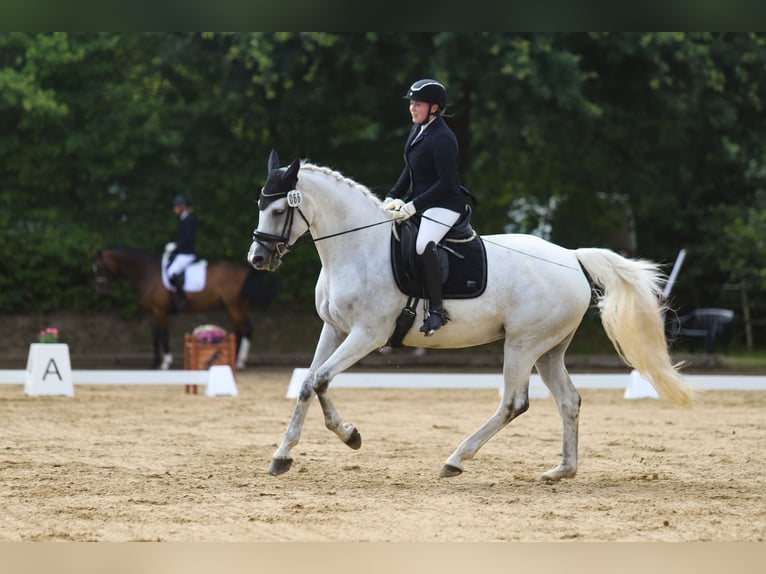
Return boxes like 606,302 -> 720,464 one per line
43,358 -> 63,381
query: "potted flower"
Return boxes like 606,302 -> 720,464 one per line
38,327 -> 60,344
192,324 -> 227,344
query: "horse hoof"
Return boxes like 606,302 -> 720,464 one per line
540,467 -> 576,483
344,428 -> 362,450
268,457 -> 293,476
439,464 -> 463,478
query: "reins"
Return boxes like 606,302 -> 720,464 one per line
252,203 -> 396,256
253,179 -> 580,272
311,217 -> 395,243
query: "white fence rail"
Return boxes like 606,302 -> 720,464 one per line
285,369 -> 766,400
0,369 -> 208,385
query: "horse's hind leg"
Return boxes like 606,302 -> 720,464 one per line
441,342 -> 533,478
535,337 -> 581,483
235,316 -> 253,370
225,304 -> 252,370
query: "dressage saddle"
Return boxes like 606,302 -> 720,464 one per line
386,208 -> 487,347
390,208 -> 487,300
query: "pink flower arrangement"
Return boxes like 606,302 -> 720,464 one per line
38,327 -> 59,344
192,324 -> 227,344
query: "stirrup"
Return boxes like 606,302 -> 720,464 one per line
420,308 -> 446,336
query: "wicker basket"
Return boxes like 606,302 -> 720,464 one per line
183,333 -> 236,393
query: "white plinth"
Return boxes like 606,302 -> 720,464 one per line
623,369 -> 659,400
24,343 -> 74,397
205,365 -> 238,397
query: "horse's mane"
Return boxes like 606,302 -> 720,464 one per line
300,162 -> 383,206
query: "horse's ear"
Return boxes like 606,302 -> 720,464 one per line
267,149 -> 280,173
284,158 -> 301,187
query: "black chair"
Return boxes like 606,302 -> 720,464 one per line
669,308 -> 734,353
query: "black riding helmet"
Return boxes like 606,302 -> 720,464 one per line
172,195 -> 190,207
403,79 -> 447,124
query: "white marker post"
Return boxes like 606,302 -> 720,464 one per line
663,248 -> 687,300
24,343 -> 74,397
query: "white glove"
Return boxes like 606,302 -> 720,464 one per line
398,201 -> 417,220
383,198 -> 405,211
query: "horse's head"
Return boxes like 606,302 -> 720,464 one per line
91,249 -> 117,294
248,149 -> 309,271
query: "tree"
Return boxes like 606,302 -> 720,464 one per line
1,32 -> 766,349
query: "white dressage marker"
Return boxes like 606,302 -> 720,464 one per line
25,343 -> 74,397
625,370 -> 660,400
205,365 -> 238,396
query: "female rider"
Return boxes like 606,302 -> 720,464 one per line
384,79 -> 469,336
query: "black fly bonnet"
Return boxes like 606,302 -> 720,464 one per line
252,150 -> 307,258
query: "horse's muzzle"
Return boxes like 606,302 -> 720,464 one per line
248,241 -> 282,271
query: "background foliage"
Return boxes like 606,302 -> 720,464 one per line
2,33 -> 765,347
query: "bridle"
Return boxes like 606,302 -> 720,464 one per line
251,189 -> 312,266
251,187 -> 395,266
92,251 -> 115,290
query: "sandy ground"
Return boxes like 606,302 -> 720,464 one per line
1,368 -> 765,543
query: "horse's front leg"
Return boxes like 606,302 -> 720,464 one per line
235,335 -> 250,371
269,325 -> 381,476
269,323 -> 344,475
312,326 -> 386,447
227,311 -> 252,371
148,311 -> 173,370
150,324 -> 162,369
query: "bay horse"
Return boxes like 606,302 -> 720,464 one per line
92,247 -> 279,370
248,151 -> 695,481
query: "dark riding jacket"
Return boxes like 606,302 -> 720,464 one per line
174,211 -> 196,255
389,115 -> 467,213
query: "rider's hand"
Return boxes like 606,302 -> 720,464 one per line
383,198 -> 405,211
398,201 -> 417,220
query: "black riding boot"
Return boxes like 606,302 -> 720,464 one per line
170,274 -> 188,312
419,241 -> 448,336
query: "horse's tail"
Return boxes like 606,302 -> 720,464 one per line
574,248 -> 696,407
241,268 -> 281,307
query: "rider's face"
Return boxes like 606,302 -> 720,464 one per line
409,100 -> 435,124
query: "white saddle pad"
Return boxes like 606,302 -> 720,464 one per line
161,256 -> 208,293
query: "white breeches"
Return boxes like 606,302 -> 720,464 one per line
416,207 -> 461,254
166,253 -> 195,277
